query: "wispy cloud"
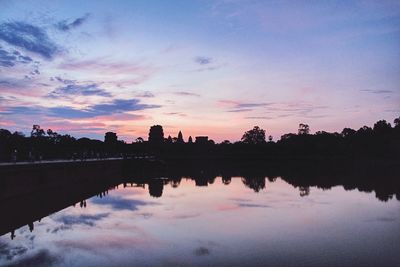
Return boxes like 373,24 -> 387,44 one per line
194,56 -> 212,65
0,240 -> 28,261
0,47 -> 32,67
1,106 -> 43,115
90,99 -> 160,114
245,116 -> 274,119
2,99 -> 161,119
0,21 -> 59,59
91,196 -> 156,211
4,249 -> 61,267
219,100 -> 272,112
228,108 -> 253,113
55,213 -> 109,226
194,247 -> 211,256
50,76 -> 76,85
361,89 -> 394,94
48,83 -> 111,98
49,99 -> 161,118
59,59 -> 153,75
164,112 -> 187,117
56,13 -> 90,31
136,91 -> 155,98
237,203 -> 272,208
174,91 -> 201,97
237,103 -> 272,108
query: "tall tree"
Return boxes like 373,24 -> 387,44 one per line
341,128 -> 356,138
31,125 -> 45,137
298,123 -> 310,135
241,126 -> 266,144
373,120 -> 392,135
394,116 -> 400,128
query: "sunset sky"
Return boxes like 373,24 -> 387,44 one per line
0,0 -> 399,142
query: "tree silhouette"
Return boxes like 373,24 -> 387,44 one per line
241,126 -> 266,144
299,186 -> 310,197
394,117 -> 400,128
298,123 -> 310,135
373,120 -> 392,135
341,128 -> 356,138
31,125 -> 45,137
148,125 -> 164,144
188,136 -> 193,143
241,176 -> 266,192
135,137 -> 144,143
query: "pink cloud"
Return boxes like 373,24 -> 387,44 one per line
217,100 -> 240,107
0,120 -> 16,127
59,59 -> 155,76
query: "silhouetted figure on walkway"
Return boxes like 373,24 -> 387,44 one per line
11,149 -> 17,163
28,222 -> 34,232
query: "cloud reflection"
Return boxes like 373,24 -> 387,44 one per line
91,196 -> 156,211
54,213 -> 110,227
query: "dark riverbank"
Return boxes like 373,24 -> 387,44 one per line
1,158 -> 399,200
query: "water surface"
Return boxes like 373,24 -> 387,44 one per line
1,177 -> 399,267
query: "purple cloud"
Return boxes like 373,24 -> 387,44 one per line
56,13 -> 90,31
0,22 -> 59,59
48,83 -> 111,98
194,56 -> 212,65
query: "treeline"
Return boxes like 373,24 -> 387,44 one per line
0,118 -> 399,162
0,125 -> 127,162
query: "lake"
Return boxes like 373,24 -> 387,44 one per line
0,171 -> 399,267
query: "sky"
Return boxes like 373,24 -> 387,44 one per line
0,0 -> 399,142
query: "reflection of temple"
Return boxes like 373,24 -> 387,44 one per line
148,179 -> 164,198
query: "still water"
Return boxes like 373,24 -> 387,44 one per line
1,177 -> 399,267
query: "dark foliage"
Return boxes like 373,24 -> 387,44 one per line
0,117 -> 399,162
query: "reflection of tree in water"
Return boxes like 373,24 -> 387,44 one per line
299,186 -> 310,197
208,177 -> 216,184
169,176 -> 182,188
192,169 -> 216,187
194,177 -> 208,187
241,177 -> 266,192
222,176 -> 231,185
